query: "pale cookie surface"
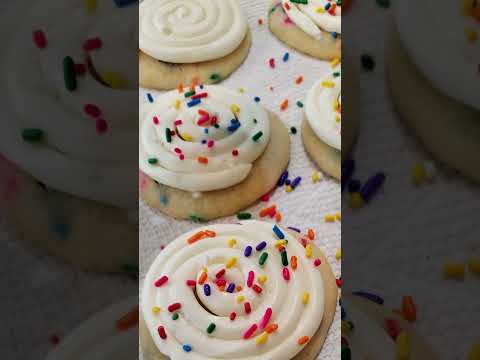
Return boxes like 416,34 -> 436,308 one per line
140,112 -> 290,221
0,155 -> 137,273
387,29 -> 480,184
140,221 -> 337,360
269,2 -> 341,60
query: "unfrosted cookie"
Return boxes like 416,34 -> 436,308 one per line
342,294 -> 438,359
139,0 -> 251,90
139,86 -> 290,221
269,1 -> 341,60
140,221 -> 338,360
46,297 -> 138,360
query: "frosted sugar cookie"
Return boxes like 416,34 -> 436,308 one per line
342,294 -> 438,359
269,0 -> 341,60
140,221 -> 338,360
46,297 -> 138,360
139,0 -> 252,90
139,86 -> 290,221
0,0 -> 137,272
388,0 -> 480,183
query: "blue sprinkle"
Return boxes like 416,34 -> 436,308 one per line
227,121 -> 241,133
291,176 -> 302,189
226,283 -> 235,293
201,139 -> 207,144
283,52 -> 290,62
113,0 -> 137,7
256,241 -> 267,251
160,195 -> 169,206
200,84 -> 204,89
254,96 -> 261,103
331,32 -> 338,39
359,172 -> 386,202
352,291 -> 384,305
277,170 -> 289,186
203,284 -> 211,296
146,93 -> 154,103
52,222 -> 69,239
348,179 -> 361,193
285,179 -> 291,186
244,245 -> 253,257
324,3 -> 331,10
272,225 -> 285,239
187,99 -> 201,108
204,128 -> 209,134
341,159 -> 355,192
183,344 -> 192,353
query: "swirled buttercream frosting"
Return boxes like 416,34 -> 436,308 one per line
141,221 -> 326,360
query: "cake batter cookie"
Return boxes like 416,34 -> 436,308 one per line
388,0 -> 480,183
139,85 -> 290,221
268,0 -> 341,60
139,0 -> 252,90
342,294 -> 438,359
0,0 -> 137,271
46,297 -> 138,360
140,221 -> 337,360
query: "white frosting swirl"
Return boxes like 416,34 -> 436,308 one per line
139,85 -> 270,193
46,297 -> 138,360
305,63 -> 341,150
141,221 -> 325,360
0,0 -> 137,209
394,0 -> 480,110
281,0 -> 342,39
139,0 -> 248,63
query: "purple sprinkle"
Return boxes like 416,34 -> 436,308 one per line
226,283 -> 235,293
285,179 -> 291,186
352,291 -> 384,305
204,284 -> 211,296
256,241 -> 267,252
287,226 -> 301,233
244,245 -> 253,257
277,170 -> 289,186
359,172 -> 386,202
291,176 -> 302,189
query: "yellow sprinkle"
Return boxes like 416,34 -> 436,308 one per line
182,133 -> 193,142
468,257 -> 480,274
285,185 -> 293,193
230,104 -> 241,115
468,342 -> 480,360
335,212 -> 341,221
275,240 -> 286,248
465,28 -> 478,43
316,7 -> 325,13
258,275 -> 267,284
236,295 -> 246,303
227,238 -> 237,248
443,262 -> 465,279
302,292 -> 310,305
226,257 -> 237,269
85,0 -> 97,13
349,192 -> 365,209
152,306 -> 161,314
396,331 -> 410,360
255,331 -> 269,345
411,163 -> 427,186
238,88 -> 245,94
305,244 -> 312,258
325,214 -> 335,223
341,320 -> 353,334
102,71 -> 126,89
202,267 -> 208,273
462,0 -> 475,15
311,171 -> 319,183
174,99 -> 181,110
330,57 -> 340,68
321,81 -> 335,88
335,249 -> 342,260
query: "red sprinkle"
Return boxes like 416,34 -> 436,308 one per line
174,119 -> 183,126
153,116 -> 159,125
179,154 -> 185,160
260,193 -> 270,202
230,312 -> 237,321
243,324 -> 258,339
285,2 -> 291,10
84,104 -> 101,118
314,259 -> 321,267
336,278 -> 342,287
258,19 -> 264,25
158,326 -> 167,340
174,147 -> 182,154
74,64 -> 86,75
49,333 -> 61,345
247,271 -> 254,288
283,267 -> 290,281
244,302 -> 252,314
232,149 -> 239,156
186,279 -> 196,287
269,58 -> 276,69
216,268 -> 226,279
385,318 -> 401,340
96,118 -> 108,133
216,279 -> 227,287
192,92 -> 208,100
154,275 -> 168,287
168,303 -> 181,313
83,37 -> 102,51
207,139 -> 215,148
295,75 -> 304,85
252,284 -> 263,294
33,30 -> 47,49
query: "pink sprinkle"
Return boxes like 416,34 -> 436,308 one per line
179,154 -> 185,160
186,280 -> 196,287
154,275 -> 169,287
301,238 -> 308,248
269,58 -> 276,69
282,267 -> 290,281
153,116 -> 159,125
314,259 -> 321,267
243,324 -> 258,339
197,114 -> 210,126
216,268 -> 226,279
230,312 -> 237,321
207,140 -> 215,148
232,149 -> 239,156
84,104 -> 101,118
75,64 -> 86,75
96,119 -> 108,133
259,307 -> 272,329
174,147 -> 182,154
244,302 -> 252,314
260,193 -> 270,202
83,37 -> 102,51
247,271 -> 254,288
284,16 -> 293,25
33,30 -> 47,49
174,119 -> 183,126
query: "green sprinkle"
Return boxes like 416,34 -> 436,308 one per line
360,54 -> 376,71
148,158 -> 158,165
296,101 -> 304,108
252,131 -> 263,142
259,252 -> 268,266
290,126 -> 297,135
22,128 -> 44,142
210,73 -> 221,83
172,313 -> 179,321
189,214 -> 205,223
333,72 -> 340,77
184,90 -> 196,98
206,323 -> 216,334
213,123 -> 220,129
166,128 -> 172,143
290,0 -> 308,3
63,56 -> 77,91
253,118 -> 258,124
281,250 -> 289,266
237,212 -> 252,220
375,0 -> 390,8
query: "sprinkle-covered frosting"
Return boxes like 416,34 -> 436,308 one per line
0,0 -> 137,208
281,0 -> 342,39
139,85 -> 270,193
141,221 -> 325,359
305,61 -> 341,150
139,0 -> 248,63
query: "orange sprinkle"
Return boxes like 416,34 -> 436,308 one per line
177,82 -> 184,93
258,19 -> 264,25
187,231 -> 206,244
298,336 -> 310,345
285,2 -> 291,10
204,230 -> 216,237
280,99 -> 289,111
259,205 -> 276,218
473,5 -> 480,20
236,284 -> 243,292
265,323 -> 278,333
402,296 -> 417,322
275,212 -> 282,223
116,306 -> 139,331
198,271 -> 208,285
291,256 -> 298,270
190,76 -> 199,91
307,228 -> 315,240
295,76 -> 304,85
198,156 -> 209,164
